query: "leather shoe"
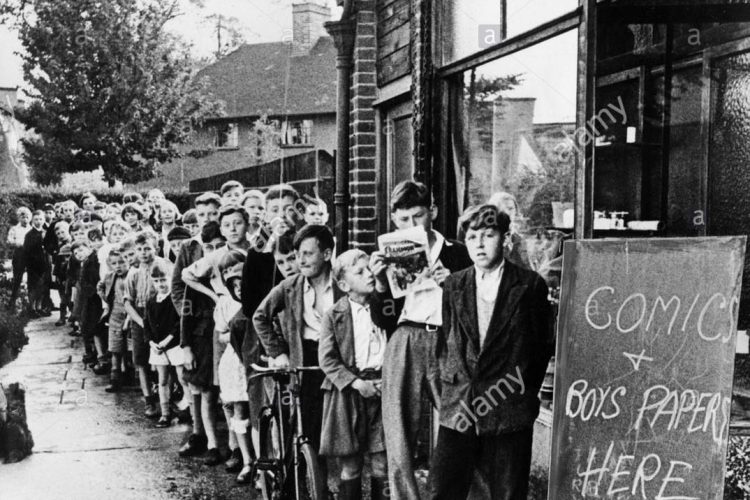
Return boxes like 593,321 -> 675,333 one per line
225,448 -> 242,473
92,362 -> 110,375
155,415 -> 171,428
178,433 -> 208,457
236,464 -> 254,484
55,319 -> 67,327
204,448 -> 222,466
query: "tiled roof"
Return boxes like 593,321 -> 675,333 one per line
195,37 -> 337,119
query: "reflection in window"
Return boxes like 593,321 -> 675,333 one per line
451,29 -> 578,276
216,122 -> 239,148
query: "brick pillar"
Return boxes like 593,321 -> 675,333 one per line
348,0 -> 378,251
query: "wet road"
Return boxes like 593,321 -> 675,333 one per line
0,315 -> 256,500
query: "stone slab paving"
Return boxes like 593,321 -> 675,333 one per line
0,315 -> 255,500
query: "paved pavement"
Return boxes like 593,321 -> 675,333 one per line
0,314 -> 255,500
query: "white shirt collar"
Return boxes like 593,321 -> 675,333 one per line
475,260 -> 505,281
429,230 -> 445,265
304,274 -> 333,293
349,298 -> 369,314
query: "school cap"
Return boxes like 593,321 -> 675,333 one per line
167,226 -> 192,241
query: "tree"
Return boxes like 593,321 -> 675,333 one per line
3,0 -> 224,185
245,115 -> 283,165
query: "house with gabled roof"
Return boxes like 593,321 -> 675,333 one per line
144,2 -> 337,189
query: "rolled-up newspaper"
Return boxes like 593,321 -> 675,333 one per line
626,220 -> 663,231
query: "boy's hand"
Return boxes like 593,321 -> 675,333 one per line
100,305 -> 110,320
183,347 -> 196,369
370,251 -> 389,292
430,262 -> 450,286
369,251 -> 387,277
150,340 -> 162,352
270,354 -> 290,369
352,379 -> 380,398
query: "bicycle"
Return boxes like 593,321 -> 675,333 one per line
249,363 -> 327,500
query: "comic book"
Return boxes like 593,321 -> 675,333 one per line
377,226 -> 435,298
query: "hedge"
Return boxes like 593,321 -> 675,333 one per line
0,273 -> 29,369
0,187 -> 195,258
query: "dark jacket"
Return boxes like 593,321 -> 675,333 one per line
144,295 -> 180,350
171,239 -> 214,347
23,227 -> 48,276
241,248 -> 283,318
253,272 -> 344,368
240,249 -> 284,369
438,261 -> 553,435
79,252 -> 101,300
79,252 -> 103,331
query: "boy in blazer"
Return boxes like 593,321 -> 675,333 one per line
253,224 -> 341,471
429,205 -> 553,500
370,180 -> 473,500
318,249 -> 394,500
171,192 -> 221,457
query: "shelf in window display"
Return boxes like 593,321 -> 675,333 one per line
594,141 -> 662,149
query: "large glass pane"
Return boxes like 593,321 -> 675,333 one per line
505,0 -> 579,38
438,0 -> 579,66
708,49 -> 750,328
452,29 -> 578,279
439,0 -> 503,65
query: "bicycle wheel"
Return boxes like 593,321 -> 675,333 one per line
296,442 -> 326,500
257,409 -> 283,500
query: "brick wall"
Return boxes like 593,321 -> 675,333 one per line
348,0 -> 378,251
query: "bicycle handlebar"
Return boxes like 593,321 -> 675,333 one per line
248,363 -> 322,380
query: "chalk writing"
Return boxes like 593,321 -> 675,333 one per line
584,287 -> 737,344
623,349 -> 653,371
575,441 -> 698,500
550,237 -> 746,500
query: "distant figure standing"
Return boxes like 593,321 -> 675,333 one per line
6,207 -> 32,310
488,191 -> 530,269
23,210 -> 50,317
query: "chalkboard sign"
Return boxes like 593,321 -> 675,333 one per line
550,237 -> 746,500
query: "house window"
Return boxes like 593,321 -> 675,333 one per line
215,122 -> 239,148
282,119 -> 313,146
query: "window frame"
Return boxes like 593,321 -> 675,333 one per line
434,6 -> 586,238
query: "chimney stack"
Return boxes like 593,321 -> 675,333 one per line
292,2 -> 331,55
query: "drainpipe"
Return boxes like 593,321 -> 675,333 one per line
325,2 -> 355,251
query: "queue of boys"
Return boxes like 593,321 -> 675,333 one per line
4,179 -> 553,500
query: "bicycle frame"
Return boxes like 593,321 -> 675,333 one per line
250,364 -> 321,500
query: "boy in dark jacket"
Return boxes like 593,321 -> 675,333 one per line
429,205 -> 552,500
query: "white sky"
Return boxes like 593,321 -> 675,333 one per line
0,0 -> 578,123
0,0 -> 341,89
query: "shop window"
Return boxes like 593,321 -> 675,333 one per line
215,122 -> 239,148
505,0 -> 579,38
438,0 -> 579,65
282,119 -> 313,146
450,29 -> 578,276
